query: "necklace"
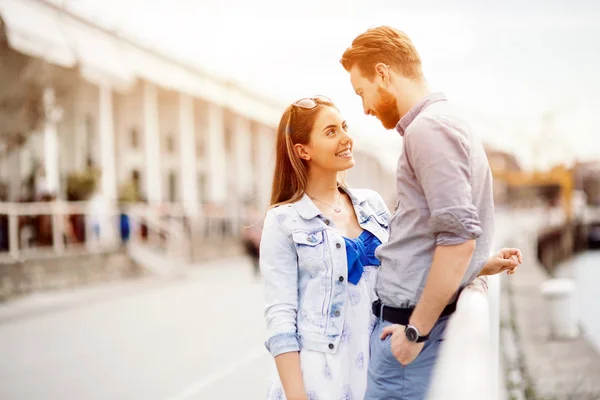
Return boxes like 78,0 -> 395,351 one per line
309,192 -> 342,213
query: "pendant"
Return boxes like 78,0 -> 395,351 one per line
334,208 -> 341,213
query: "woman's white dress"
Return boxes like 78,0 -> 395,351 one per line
265,265 -> 379,400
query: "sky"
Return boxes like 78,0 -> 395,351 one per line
54,0 -> 600,170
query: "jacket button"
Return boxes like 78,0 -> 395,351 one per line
336,243 -> 341,249
328,343 -> 334,349
338,276 -> 344,282
334,310 -> 341,317
324,219 -> 330,225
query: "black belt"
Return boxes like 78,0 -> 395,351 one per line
372,299 -> 457,326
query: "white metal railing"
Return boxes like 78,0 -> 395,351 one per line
0,201 -> 122,262
0,200 -> 257,263
427,274 -> 500,400
488,274 -> 501,398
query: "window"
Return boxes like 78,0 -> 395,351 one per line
168,171 -> 177,202
131,169 -> 142,200
196,125 -> 205,158
196,102 -> 208,158
224,110 -> 234,153
166,133 -> 175,154
198,173 -> 206,205
85,115 -> 94,162
130,128 -> 139,149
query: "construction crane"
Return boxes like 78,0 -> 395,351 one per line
491,164 -> 574,221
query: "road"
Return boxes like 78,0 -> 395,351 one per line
0,257 -> 272,400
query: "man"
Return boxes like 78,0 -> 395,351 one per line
340,26 -> 495,399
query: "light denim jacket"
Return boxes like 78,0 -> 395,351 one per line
260,187 -> 391,357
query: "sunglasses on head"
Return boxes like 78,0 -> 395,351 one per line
285,96 -> 333,136
292,95 -> 332,109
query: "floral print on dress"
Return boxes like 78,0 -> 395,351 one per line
361,267 -> 372,282
340,322 -> 353,344
323,362 -> 332,380
338,385 -> 353,400
269,387 -> 284,400
307,391 -> 319,400
368,317 -> 377,337
355,351 -> 364,370
348,287 -> 361,307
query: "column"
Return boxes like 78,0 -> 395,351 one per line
6,148 -> 21,201
178,93 -> 198,216
234,116 -> 253,202
43,88 -> 61,196
258,125 -> 275,209
98,84 -> 117,201
206,103 -> 226,204
143,81 -> 162,205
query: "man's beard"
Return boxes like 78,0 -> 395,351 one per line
374,87 -> 401,130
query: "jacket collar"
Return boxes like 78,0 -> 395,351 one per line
294,193 -> 322,220
294,186 -> 367,220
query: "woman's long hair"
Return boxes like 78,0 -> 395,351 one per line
269,98 -> 339,208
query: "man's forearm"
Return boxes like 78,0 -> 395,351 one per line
409,240 -> 476,335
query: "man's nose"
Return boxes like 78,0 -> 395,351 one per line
362,100 -> 370,115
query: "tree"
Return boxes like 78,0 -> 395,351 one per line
0,18 -> 76,157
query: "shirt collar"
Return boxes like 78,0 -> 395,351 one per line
396,92 -> 447,136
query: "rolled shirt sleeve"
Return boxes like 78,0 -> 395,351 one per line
405,115 -> 482,246
260,209 -> 301,357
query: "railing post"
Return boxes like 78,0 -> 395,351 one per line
9,206 -> 19,261
85,212 -> 96,252
52,202 -> 65,254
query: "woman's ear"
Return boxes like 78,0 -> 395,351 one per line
294,143 -> 311,161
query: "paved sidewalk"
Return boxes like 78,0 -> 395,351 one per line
0,255 -> 271,400
0,256 -> 249,324
500,211 -> 600,400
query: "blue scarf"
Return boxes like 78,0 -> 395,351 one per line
343,230 -> 382,285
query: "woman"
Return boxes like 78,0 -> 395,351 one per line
260,96 -> 521,400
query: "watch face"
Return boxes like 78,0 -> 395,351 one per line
405,326 -> 418,342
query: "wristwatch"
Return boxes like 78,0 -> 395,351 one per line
404,324 -> 429,343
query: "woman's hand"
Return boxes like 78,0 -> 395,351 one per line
287,395 -> 309,400
479,248 -> 523,276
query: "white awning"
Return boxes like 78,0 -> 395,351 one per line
62,17 -> 135,90
124,43 -> 228,105
0,0 -> 76,68
0,0 -> 283,126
